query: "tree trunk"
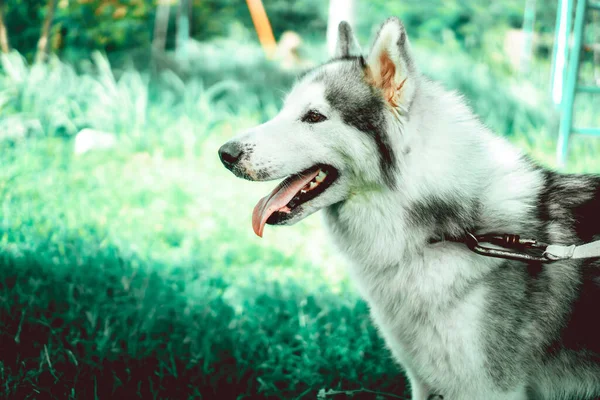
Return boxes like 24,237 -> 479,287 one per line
153,0 -> 171,53
0,0 -> 10,53
326,0 -> 355,57
35,0 -> 58,63
175,0 -> 190,65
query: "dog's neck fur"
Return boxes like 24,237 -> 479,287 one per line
322,76 -> 544,295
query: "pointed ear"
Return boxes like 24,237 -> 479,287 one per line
366,17 -> 417,111
334,21 -> 361,58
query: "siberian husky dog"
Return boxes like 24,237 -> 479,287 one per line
218,17 -> 600,400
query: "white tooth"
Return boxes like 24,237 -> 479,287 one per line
309,181 -> 318,189
300,189 -> 307,194
316,170 -> 327,183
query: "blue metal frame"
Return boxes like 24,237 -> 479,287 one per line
556,0 -> 600,167
551,0 -> 575,106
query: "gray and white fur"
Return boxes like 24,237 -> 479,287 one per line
219,17 -> 600,400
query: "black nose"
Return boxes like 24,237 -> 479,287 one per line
218,142 -> 244,170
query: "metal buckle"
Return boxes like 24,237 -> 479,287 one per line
465,233 -> 552,262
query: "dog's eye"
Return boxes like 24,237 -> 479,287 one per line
301,110 -> 327,124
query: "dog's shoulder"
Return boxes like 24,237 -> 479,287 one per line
537,169 -> 600,242
534,169 -> 600,361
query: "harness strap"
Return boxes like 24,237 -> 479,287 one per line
544,240 -> 600,261
433,232 -> 600,263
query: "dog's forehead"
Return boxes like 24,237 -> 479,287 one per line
286,60 -> 367,110
285,79 -> 327,110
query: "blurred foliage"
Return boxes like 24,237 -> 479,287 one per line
0,48 -> 293,141
361,0 -> 553,42
4,0 -> 327,61
4,0 -> 560,62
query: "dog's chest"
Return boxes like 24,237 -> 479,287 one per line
323,204 -> 490,387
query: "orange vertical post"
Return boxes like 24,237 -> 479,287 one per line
245,0 -> 277,59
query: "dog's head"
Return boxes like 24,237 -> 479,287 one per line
218,18 -> 419,237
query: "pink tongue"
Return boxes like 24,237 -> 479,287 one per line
252,169 -> 320,237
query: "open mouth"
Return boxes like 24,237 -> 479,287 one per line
252,164 -> 339,237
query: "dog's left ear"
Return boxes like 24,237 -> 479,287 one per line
366,17 -> 418,110
334,21 -> 361,58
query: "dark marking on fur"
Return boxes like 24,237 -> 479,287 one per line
373,129 -> 397,188
536,170 -> 598,242
555,259 -> 600,355
358,55 -> 367,69
533,169 -> 553,245
525,262 -> 543,279
255,168 -> 271,181
407,196 -> 479,239
570,178 -> 600,242
314,58 -> 398,189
